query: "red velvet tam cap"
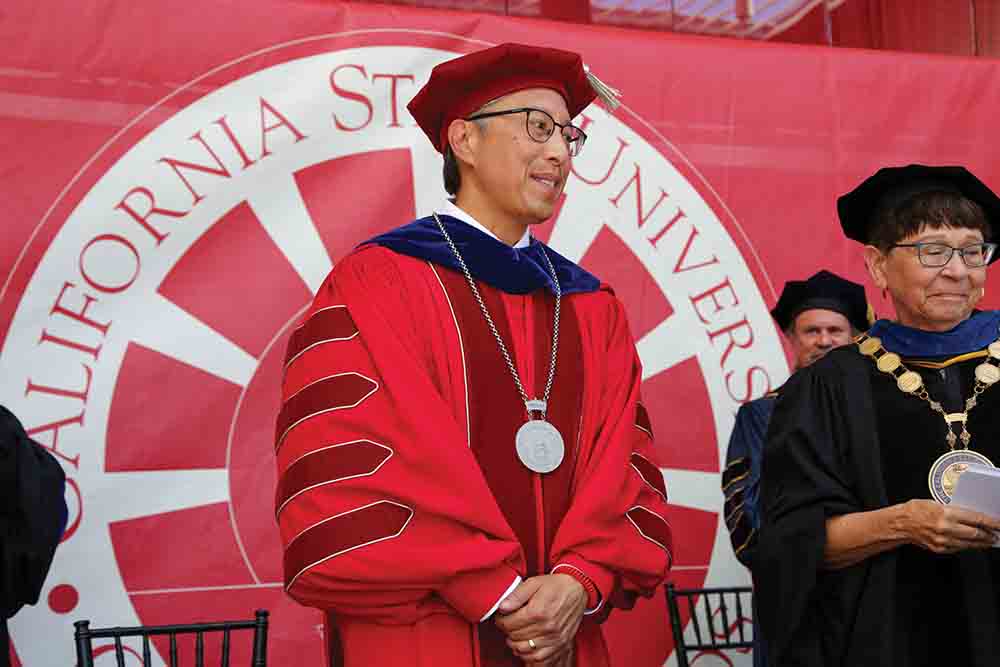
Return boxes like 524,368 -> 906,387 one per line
407,43 -> 599,154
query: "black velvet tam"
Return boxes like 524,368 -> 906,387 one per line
837,164 -> 1000,253
770,270 -> 870,332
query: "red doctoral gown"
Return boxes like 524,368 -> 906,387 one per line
275,231 -> 673,667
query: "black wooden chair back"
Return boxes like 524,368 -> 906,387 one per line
665,583 -> 753,667
74,609 -> 268,667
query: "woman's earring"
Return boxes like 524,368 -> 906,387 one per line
882,288 -> 887,300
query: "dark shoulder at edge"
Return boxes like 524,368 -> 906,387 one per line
789,344 -> 870,388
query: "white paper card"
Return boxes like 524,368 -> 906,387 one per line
951,463 -> 1000,547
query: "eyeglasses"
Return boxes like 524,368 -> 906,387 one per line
464,107 -> 588,157
890,241 -> 998,267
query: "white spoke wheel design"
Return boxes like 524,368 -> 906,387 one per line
2,34 -> 785,666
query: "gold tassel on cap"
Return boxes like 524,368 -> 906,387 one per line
583,64 -> 622,111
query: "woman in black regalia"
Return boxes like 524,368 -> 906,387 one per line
756,164 -> 1000,667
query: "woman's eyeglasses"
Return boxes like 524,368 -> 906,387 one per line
890,241 -> 998,268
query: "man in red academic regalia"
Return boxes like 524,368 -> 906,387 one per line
274,43 -> 673,667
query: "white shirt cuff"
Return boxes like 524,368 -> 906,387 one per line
479,575 -> 523,621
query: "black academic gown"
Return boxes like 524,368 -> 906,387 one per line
0,406 -> 67,667
757,346 -> 1000,667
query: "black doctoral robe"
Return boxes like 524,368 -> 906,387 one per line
0,405 -> 67,667
756,345 -> 1000,667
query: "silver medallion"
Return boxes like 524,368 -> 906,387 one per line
515,419 -> 565,473
433,213 -> 568,474
928,449 -> 995,504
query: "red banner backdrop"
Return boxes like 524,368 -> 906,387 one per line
3,2 -> 1000,666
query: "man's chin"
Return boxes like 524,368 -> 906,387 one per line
524,208 -> 557,225
525,194 -> 563,223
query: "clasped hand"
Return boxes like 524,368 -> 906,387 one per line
494,573 -> 588,666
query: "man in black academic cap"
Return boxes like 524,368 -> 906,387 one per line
0,405 -> 67,667
721,270 -> 869,667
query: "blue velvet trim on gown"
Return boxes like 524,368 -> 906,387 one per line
868,310 -> 1000,357
362,215 -> 601,296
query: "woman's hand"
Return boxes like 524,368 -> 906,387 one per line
824,500 -> 1000,569
898,499 -> 1000,554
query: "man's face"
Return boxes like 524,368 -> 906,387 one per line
467,87 -> 572,226
787,308 -> 853,369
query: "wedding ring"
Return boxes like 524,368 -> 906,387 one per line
528,639 -> 537,650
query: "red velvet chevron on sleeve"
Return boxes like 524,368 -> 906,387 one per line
274,246 -> 525,624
